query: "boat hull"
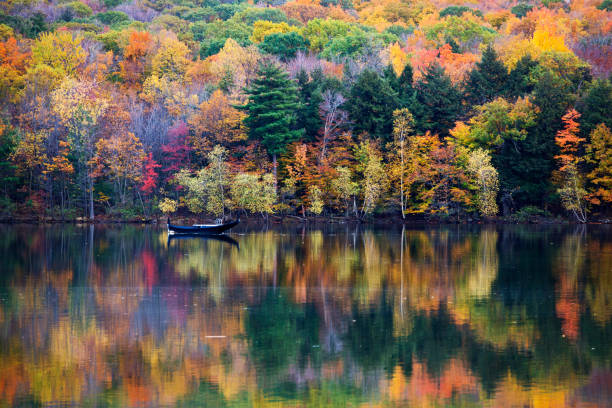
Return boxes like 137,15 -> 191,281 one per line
167,219 -> 239,235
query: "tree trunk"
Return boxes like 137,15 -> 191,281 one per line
400,139 -> 405,219
272,154 -> 278,191
88,174 -> 94,221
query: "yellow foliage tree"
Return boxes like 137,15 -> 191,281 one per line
206,39 -> 260,94
531,27 -> 570,54
151,33 -> 191,81
10,129 -> 47,192
389,42 -> 408,76
30,31 -> 86,78
95,131 -> 146,205
51,78 -> 109,219
141,74 -> 199,117
250,21 -> 298,43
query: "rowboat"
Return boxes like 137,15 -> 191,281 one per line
167,218 -> 239,235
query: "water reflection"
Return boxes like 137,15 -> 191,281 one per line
0,224 -> 611,407
167,234 -> 239,249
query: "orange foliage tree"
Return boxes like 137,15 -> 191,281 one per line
188,90 -> 247,162
0,37 -> 29,103
555,109 -> 588,222
121,31 -> 153,86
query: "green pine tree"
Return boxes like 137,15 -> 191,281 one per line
397,63 -> 416,108
505,55 -> 539,99
239,61 -> 304,178
464,45 -> 509,105
383,64 -> 400,93
578,79 -> 612,138
385,63 -> 415,109
347,69 -> 399,142
295,69 -> 323,142
412,63 -> 463,136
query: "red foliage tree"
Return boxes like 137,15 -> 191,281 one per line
160,121 -> 191,186
140,152 -> 160,195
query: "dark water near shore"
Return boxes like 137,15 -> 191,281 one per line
1,224 -> 611,407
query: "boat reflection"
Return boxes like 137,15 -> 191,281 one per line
167,233 -> 239,249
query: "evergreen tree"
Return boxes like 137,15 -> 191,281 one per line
383,64 -> 399,93
494,71 -> 572,207
413,63 -> 463,137
347,69 -> 399,142
505,55 -> 539,99
295,69 -> 323,142
386,63 -> 415,108
239,61 -> 304,176
398,63 -> 416,108
0,126 -> 17,200
258,32 -> 309,61
464,45 -> 508,105
578,79 -> 612,138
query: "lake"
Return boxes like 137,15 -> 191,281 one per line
0,224 -> 611,407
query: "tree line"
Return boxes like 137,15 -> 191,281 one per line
0,0 -> 611,221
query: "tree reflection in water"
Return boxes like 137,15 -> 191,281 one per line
0,224 -> 611,407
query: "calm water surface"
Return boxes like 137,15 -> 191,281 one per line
1,224 -> 611,407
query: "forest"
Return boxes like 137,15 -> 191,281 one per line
0,0 -> 610,222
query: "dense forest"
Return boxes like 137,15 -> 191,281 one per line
0,0 -> 610,222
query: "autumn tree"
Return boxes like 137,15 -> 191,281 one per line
555,109 -> 587,222
95,131 -> 146,206
330,166 -> 358,216
354,141 -> 388,216
140,152 -> 161,196
401,132 -> 440,214
42,140 -> 74,215
29,31 -> 86,83
452,97 -> 538,151
230,172 -> 276,218
390,108 -> 414,218
10,129 -> 46,193
120,31 -> 153,85
281,1 -> 328,24
428,145 -> 471,215
208,38 -> 261,94
151,33 -> 191,81
161,122 -> 191,185
176,145 -> 230,217
466,148 -> 499,216
281,143 -> 317,216
0,36 -> 29,104
585,124 -> 612,209
51,78 -> 108,220
318,89 -> 348,165
189,90 -> 247,160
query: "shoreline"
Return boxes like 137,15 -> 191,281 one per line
1,215 -> 610,225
